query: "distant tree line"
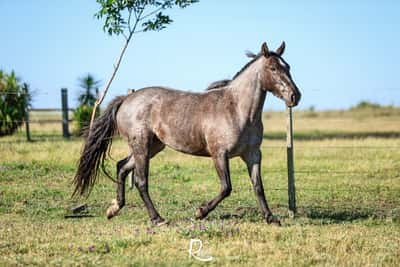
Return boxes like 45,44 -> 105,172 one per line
351,101 -> 394,110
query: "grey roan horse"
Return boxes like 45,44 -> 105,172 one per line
73,41 -> 301,226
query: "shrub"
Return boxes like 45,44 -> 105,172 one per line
351,101 -> 382,109
73,104 -> 95,136
0,70 -> 31,136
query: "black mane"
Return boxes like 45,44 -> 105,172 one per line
206,50 -> 278,91
205,79 -> 231,91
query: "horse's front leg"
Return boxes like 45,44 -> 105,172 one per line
196,152 -> 232,219
241,149 -> 281,225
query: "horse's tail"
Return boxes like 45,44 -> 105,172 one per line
72,95 -> 127,197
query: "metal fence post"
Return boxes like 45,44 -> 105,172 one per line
287,107 -> 296,216
61,88 -> 70,138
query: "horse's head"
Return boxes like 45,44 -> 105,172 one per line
258,41 -> 301,107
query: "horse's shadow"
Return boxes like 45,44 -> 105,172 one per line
218,206 -> 261,221
303,207 -> 372,223
215,205 -> 391,225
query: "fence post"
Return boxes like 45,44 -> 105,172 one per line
287,107 -> 296,216
24,108 -> 31,142
61,88 -> 70,138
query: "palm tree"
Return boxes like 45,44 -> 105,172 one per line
0,70 -> 5,91
77,74 -> 101,106
74,74 -> 101,136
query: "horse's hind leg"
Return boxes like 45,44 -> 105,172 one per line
106,155 -> 135,219
128,136 -> 165,190
106,136 -> 165,220
133,133 -> 167,226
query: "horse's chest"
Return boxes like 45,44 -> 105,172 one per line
227,123 -> 263,156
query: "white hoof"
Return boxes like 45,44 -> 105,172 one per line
106,199 -> 120,219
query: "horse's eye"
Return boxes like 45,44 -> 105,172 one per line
271,67 -> 277,72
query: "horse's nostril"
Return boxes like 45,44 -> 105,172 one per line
291,93 -> 296,103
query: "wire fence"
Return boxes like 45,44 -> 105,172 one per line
1,88 -> 399,218
1,88 -> 82,140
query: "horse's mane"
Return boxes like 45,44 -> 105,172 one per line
205,50 -> 262,91
206,79 -> 231,90
232,52 -> 262,80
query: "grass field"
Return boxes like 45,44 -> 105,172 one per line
1,107 -> 399,266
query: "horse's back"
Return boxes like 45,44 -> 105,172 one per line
116,86 -> 224,155
118,86 -> 223,118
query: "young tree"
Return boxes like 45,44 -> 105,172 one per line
90,0 -> 199,127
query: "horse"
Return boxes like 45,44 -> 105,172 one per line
73,41 -> 301,226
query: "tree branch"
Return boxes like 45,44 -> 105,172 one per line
133,29 -> 145,34
127,8 -> 133,33
89,6 -> 145,128
121,31 -> 128,40
140,6 -> 163,21
90,0 -> 199,129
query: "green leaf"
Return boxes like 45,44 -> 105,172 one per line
95,0 -> 198,36
142,12 -> 172,32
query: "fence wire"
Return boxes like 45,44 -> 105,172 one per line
1,91 -> 399,196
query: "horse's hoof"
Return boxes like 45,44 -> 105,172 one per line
266,215 -> 281,226
106,208 -> 116,219
106,199 -> 119,219
156,219 -> 169,227
152,217 -> 169,227
195,207 -> 207,220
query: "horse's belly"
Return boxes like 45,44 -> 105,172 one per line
152,121 -> 209,156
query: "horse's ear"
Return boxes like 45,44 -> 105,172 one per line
261,42 -> 270,58
276,41 -> 286,56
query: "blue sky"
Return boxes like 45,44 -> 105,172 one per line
1,0 -> 399,110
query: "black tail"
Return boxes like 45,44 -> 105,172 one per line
72,95 -> 127,197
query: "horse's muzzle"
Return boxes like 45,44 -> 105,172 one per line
287,91 -> 301,107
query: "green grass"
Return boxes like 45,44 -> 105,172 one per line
1,108 -> 400,266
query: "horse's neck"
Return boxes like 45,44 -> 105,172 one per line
230,63 -> 266,124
